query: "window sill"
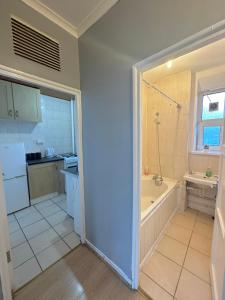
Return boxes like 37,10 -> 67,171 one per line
190,150 -> 220,156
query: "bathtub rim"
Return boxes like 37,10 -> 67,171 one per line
141,176 -> 178,223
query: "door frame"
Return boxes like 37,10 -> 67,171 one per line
0,64 -> 86,295
0,171 -> 13,300
132,19 -> 225,289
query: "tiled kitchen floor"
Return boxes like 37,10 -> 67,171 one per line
7,194 -> 81,290
140,208 -> 213,300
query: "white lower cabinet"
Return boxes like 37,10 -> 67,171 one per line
65,174 -> 81,236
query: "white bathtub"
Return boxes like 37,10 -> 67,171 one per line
141,175 -> 177,221
140,175 -> 178,264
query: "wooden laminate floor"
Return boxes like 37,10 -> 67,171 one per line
14,245 -> 146,300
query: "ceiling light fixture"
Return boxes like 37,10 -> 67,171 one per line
167,60 -> 173,68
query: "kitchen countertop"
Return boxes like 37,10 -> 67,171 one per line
61,167 -> 79,176
27,156 -> 64,166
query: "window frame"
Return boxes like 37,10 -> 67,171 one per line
196,89 -> 225,151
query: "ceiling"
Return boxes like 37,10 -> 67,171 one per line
143,37 -> 225,92
22,0 -> 118,37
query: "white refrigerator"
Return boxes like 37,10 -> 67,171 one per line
0,143 -> 29,214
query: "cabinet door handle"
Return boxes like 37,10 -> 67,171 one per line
8,109 -> 13,117
15,110 -> 19,118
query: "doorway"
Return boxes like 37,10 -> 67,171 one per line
132,21 -> 225,300
0,65 -> 85,298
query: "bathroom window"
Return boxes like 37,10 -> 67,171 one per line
197,91 -> 225,151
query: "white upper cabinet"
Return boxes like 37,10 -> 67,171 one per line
12,83 -> 41,122
0,80 -> 14,120
0,80 -> 42,122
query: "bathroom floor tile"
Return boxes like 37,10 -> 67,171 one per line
171,214 -> 196,230
193,222 -> 213,239
46,210 -> 68,226
175,269 -> 211,300
184,248 -> 210,283
14,257 -> 41,290
63,232 -> 80,249
36,203 -> 61,218
197,212 -> 214,226
142,252 -> 181,295
10,228 -> 26,248
139,272 -> 173,300
156,236 -> 187,266
190,233 -> 211,256
23,219 -> 50,240
28,228 -> 60,254
17,211 -> 43,228
53,218 -> 74,237
12,241 -> 34,268
166,223 -> 192,245
36,239 -> 70,270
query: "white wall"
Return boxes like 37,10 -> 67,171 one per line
0,95 -> 73,156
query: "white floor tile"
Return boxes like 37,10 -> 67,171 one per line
36,240 -> 70,270
156,236 -> 187,266
63,232 -> 80,249
7,214 -> 16,223
12,242 -> 34,268
8,221 -> 20,234
36,204 -> 62,218
17,211 -> 43,228
139,272 -> 173,300
34,199 -> 54,209
165,223 -> 192,245
10,229 -> 26,248
23,219 -> 50,240
52,194 -> 66,203
56,199 -> 67,211
15,206 -> 37,219
28,228 -> 61,254
175,269 -> 211,300
14,258 -> 41,290
46,210 -> 68,226
184,248 -> 210,283
190,233 -> 211,256
193,222 -> 213,239
142,252 -> 181,295
53,218 -> 74,237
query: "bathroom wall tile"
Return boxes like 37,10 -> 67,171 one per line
189,154 -> 219,174
142,71 -> 191,180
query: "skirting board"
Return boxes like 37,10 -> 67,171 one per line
210,264 -> 218,300
85,239 -> 132,287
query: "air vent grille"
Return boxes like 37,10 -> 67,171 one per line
11,17 -> 61,71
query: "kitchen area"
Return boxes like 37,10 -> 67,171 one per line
0,79 -> 81,290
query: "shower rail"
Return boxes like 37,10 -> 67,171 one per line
142,78 -> 182,109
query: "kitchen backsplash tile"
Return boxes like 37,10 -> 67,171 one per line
0,95 -> 73,155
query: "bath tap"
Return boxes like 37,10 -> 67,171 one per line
152,174 -> 163,186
